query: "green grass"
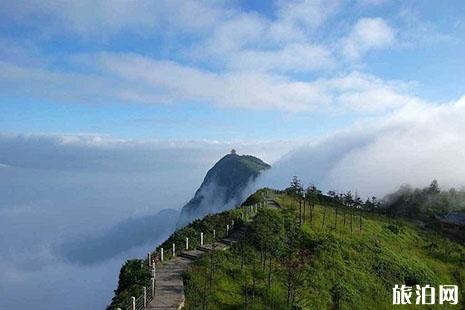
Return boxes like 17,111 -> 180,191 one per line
107,189 -> 269,309
184,192 -> 465,309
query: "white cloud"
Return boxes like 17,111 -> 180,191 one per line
0,3 -> 432,114
190,11 -> 335,74
228,43 -> 335,73
321,71 -> 420,111
260,95 -> 465,197
356,0 -> 389,6
397,7 -> 453,47
276,0 -> 341,30
0,0 -> 229,38
342,17 -> 396,59
0,53 -> 418,113
88,54 -> 417,112
200,13 -> 268,56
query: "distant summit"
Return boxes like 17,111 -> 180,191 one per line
177,152 -> 270,227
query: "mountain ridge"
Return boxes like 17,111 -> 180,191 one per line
177,152 -> 270,227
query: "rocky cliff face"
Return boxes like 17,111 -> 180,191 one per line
177,152 -> 270,227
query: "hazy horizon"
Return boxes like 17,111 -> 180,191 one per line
2,1 -> 465,309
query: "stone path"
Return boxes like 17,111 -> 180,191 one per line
144,197 -> 279,310
266,198 -> 280,209
145,226 -> 247,309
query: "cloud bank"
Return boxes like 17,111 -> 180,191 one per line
260,96 -> 465,198
2,95 -> 465,308
0,133 -> 290,309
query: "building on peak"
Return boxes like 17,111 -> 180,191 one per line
230,149 -> 237,155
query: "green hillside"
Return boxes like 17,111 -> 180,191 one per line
183,191 -> 465,309
107,207 -> 244,309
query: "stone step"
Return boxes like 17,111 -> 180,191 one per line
220,238 -> 237,246
144,224 -> 251,310
179,250 -> 203,260
198,242 -> 228,252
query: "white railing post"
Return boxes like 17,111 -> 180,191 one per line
143,286 -> 147,307
172,243 -> 176,257
213,229 -> 216,240
186,237 -> 189,250
200,232 -> 204,246
231,219 -> 234,228
131,296 -> 135,310
226,224 -> 229,235
151,264 -> 156,278
161,248 -> 164,261
151,277 -> 155,297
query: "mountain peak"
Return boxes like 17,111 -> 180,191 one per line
177,152 -> 270,227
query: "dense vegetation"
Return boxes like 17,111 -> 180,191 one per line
107,189 -> 267,309
286,177 -> 465,226
108,175 -> 465,309
381,180 -> 465,220
183,189 -> 465,309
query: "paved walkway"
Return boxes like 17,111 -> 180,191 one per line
145,197 -> 279,310
145,226 -> 247,310
266,198 -> 280,209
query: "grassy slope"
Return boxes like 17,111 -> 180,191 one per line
108,190 -> 266,309
184,193 -> 465,309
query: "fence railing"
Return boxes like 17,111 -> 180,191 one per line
118,191 -> 272,310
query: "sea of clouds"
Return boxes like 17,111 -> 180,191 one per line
2,95 -> 465,308
0,135 -> 287,309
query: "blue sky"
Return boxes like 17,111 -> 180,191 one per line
1,0 -> 464,142
3,2 -> 465,309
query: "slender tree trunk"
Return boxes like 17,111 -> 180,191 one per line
335,205 -> 338,230
309,199 -> 312,223
209,252 -> 213,291
243,260 -> 248,310
322,206 -> 327,229
262,247 -> 267,272
267,255 -> 272,289
252,259 -> 256,302
291,284 -> 295,306
343,207 -> 346,226
310,200 -> 313,223
203,267 -> 208,310
243,278 -> 248,310
359,209 -> 362,233
350,207 -> 353,233
241,240 -> 245,270
287,279 -> 291,308
303,199 -> 306,224
299,199 -> 302,226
